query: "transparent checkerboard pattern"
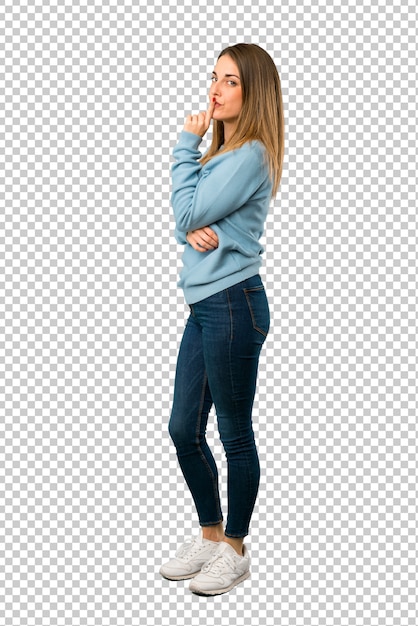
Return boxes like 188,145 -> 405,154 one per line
0,0 -> 416,624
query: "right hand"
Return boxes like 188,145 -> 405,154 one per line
186,226 -> 219,252
183,99 -> 216,137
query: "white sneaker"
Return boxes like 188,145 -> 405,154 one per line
189,541 -> 250,596
159,529 -> 221,581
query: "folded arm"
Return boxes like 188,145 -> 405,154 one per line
186,226 -> 219,252
171,132 -> 267,233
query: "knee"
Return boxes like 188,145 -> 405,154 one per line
168,414 -> 181,445
219,429 -> 256,457
168,413 -> 191,449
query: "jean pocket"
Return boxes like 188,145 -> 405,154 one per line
243,285 -> 270,337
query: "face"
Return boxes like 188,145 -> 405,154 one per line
209,55 -> 243,129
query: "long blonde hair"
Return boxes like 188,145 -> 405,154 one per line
201,43 -> 285,197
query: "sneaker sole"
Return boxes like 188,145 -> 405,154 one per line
189,571 -> 250,596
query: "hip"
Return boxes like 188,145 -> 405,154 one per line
188,274 -> 270,340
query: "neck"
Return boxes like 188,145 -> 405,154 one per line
223,122 -> 237,146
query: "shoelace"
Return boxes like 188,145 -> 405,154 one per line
175,537 -> 203,561
201,550 -> 237,575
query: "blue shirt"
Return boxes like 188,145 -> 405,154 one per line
171,131 -> 273,304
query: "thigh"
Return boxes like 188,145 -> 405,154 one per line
196,282 -> 269,423
170,314 -> 213,438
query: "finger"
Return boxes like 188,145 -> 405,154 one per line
198,230 -> 214,245
195,237 -> 211,251
198,111 -> 206,127
202,233 -> 217,248
190,233 -> 205,251
208,98 -> 216,116
205,98 -> 216,125
203,227 -> 219,246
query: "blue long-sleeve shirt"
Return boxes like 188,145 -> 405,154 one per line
171,130 -> 273,304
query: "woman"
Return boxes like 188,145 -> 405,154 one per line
160,43 -> 284,596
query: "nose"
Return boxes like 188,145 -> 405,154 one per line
210,81 -> 221,99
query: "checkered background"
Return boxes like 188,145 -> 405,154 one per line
0,0 -> 416,624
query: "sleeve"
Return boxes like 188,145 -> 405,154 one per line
171,131 -> 267,233
173,226 -> 188,245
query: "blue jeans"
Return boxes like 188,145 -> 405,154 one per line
169,274 -> 270,538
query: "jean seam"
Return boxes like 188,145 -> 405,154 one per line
195,370 -> 223,525
226,287 -> 233,341
224,289 -> 254,538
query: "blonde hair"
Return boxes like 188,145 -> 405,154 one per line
201,43 -> 285,197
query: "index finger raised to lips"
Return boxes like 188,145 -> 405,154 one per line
205,98 -> 216,123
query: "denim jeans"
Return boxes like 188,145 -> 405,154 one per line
168,274 -> 270,538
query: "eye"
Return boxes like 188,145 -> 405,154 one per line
210,75 -> 217,82
227,80 -> 237,86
